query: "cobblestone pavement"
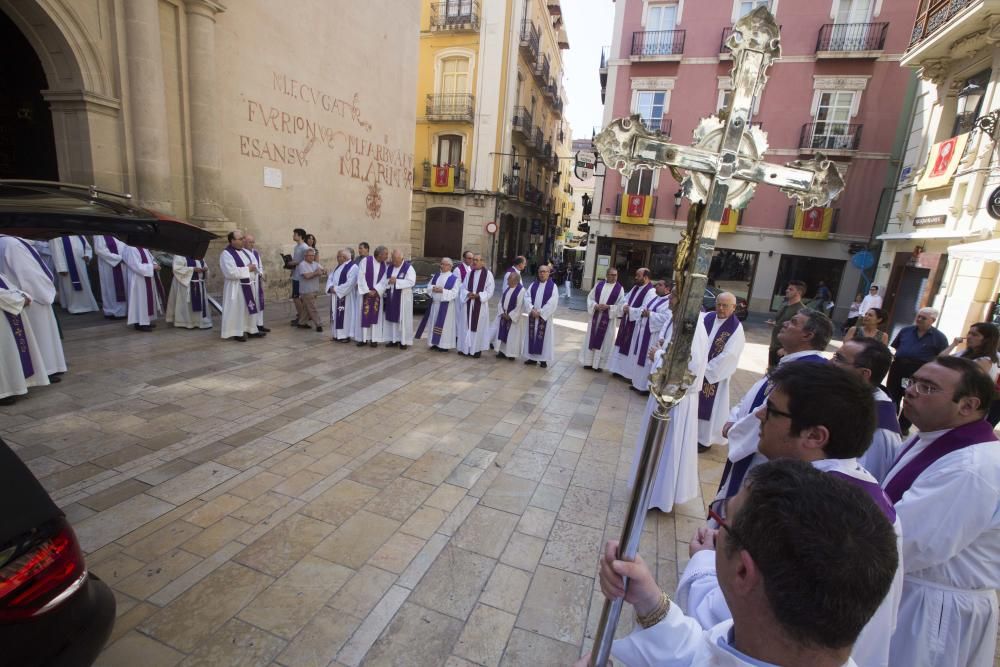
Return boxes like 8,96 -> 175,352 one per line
3,301 -> 773,666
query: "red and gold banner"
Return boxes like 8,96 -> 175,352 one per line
429,166 -> 455,193
793,206 -> 833,240
917,133 -> 969,191
719,207 -> 741,233
620,194 -> 652,225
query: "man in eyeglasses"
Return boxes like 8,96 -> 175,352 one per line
886,307 -> 949,434
830,337 -> 902,483
577,459 -> 899,667
677,361 -> 903,667
881,356 -> 1000,667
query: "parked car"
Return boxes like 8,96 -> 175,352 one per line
0,179 -> 218,665
410,258 -> 439,314
702,286 -> 749,321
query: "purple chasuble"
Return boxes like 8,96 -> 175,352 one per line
698,313 -> 742,420
186,258 -> 206,317
634,296 -> 670,368
415,273 -> 458,345
0,274 -> 34,378
827,471 -> 897,523
137,248 -> 167,317
61,236 -> 83,291
385,261 -> 412,324
588,281 -> 623,351
614,283 -> 653,354
332,263 -> 353,330
465,269 -> 489,331
252,250 -> 265,310
883,419 -> 998,504
103,236 -> 127,302
360,258 -> 387,328
527,280 -> 555,356
223,247 -> 259,315
497,284 -> 523,343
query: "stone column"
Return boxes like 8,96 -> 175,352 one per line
184,0 -> 228,230
124,0 -> 173,212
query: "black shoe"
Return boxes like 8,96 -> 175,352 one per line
697,444 -> 710,453
0,395 -> 15,405
356,341 -> 366,347
259,326 -> 272,333
457,351 -> 467,357
369,342 -> 377,348
291,319 -> 299,326
593,368 -> 602,373
231,335 -> 247,342
399,345 -> 408,350
496,352 -> 505,359
47,374 -> 62,383
473,352 -> 481,359
249,332 -> 266,338
297,323 -> 311,329
540,361 -> 547,369
525,360 -> 537,366
507,356 -> 515,361
133,324 -> 140,331
316,326 -> 323,332
137,325 -> 153,332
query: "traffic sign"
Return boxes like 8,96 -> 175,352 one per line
576,150 -> 597,169
851,250 -> 875,270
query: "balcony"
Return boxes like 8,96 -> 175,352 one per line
429,1 -> 481,32
905,0 -> 992,70
512,106 -> 532,139
545,78 -> 557,100
785,206 -> 840,233
524,183 -> 545,207
614,193 -> 659,219
534,53 -> 550,84
631,30 -> 685,60
532,127 -> 544,153
425,94 -> 475,122
798,122 -> 863,153
552,96 -> 564,116
520,19 -> 540,62
816,22 -> 888,56
639,116 -> 672,136
421,164 -> 467,191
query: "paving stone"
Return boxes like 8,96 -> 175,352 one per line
501,628 -> 580,666
452,603 -> 517,667
300,478 -> 379,526
312,510 -> 400,569
364,602 -> 465,667
480,473 -> 537,515
540,520 -> 604,577
364,476 -> 436,521
515,565 -> 592,645
348,451 -> 412,489
329,564 -> 398,618
234,513 -> 335,577
75,493 -> 177,554
96,630 -> 185,667
453,505 -> 519,559
178,617 -> 285,666
410,545 -> 495,621
480,562 -> 533,614
276,606 -> 362,667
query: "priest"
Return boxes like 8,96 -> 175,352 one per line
51,235 -> 99,314
384,249 -> 416,349
452,249 -> 473,349
607,268 -> 655,380
93,235 -> 129,318
503,255 -> 526,285
0,236 -> 66,381
355,245 -> 389,347
165,255 -> 212,329
522,264 -> 559,369
416,257 -> 460,352
245,235 -> 270,333
696,292 -> 745,453
122,245 -> 166,332
458,253 -> 494,358
579,268 -> 626,371
0,271 -> 50,405
326,249 -> 359,343
630,280 -> 673,393
219,230 -> 261,342
491,269 -> 525,361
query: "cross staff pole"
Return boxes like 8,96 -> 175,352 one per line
588,7 -> 844,665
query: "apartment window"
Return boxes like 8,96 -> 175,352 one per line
812,90 -> 855,148
835,0 -> 873,24
436,135 -> 463,166
738,0 -> 769,16
635,90 -> 667,131
439,57 -> 469,95
647,3 -> 678,30
444,0 -> 473,19
626,169 -> 654,196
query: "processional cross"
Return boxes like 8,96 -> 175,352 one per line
588,7 -> 845,665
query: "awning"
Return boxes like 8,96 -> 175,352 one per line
945,238 -> 1000,263
876,228 -> 987,241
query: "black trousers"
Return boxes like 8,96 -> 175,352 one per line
886,357 -> 927,433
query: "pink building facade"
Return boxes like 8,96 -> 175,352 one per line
587,0 -> 916,317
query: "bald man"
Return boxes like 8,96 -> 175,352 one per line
326,249 -> 359,342
384,249 -> 416,349
697,291 -> 745,453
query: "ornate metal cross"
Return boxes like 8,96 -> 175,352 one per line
588,7 -> 845,665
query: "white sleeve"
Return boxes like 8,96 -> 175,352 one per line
703,325 -> 745,385
123,247 -> 154,277
610,602 -> 706,667
441,278 -> 459,302
219,251 -> 249,280
675,550 -> 732,630
539,290 -> 559,320
730,377 -> 766,422
480,272 -> 495,300
395,266 -> 416,289
356,260 -> 372,294
51,238 -> 69,272
81,236 -> 93,259
586,287 -> 598,315
0,284 -> 27,315
93,238 -> 123,265
172,256 -> 194,286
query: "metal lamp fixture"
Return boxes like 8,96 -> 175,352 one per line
673,189 -> 683,217
957,83 -> 998,139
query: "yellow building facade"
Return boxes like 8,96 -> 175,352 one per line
410,0 -> 571,272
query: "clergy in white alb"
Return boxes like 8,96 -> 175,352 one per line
166,255 -> 212,329
628,311 -> 708,512
326,250 -> 359,342
630,281 -> 673,392
882,357 -> 1000,667
696,292 -> 746,450
491,270 -> 526,360
92,235 -> 129,318
32,240 -> 57,286
0,236 -> 66,378
0,272 -> 50,404
415,258 -> 460,351
245,235 -> 269,332
522,265 -> 560,368
503,256 -> 526,286
579,267 -> 626,371
356,246 -> 389,346
383,249 -> 416,349
218,231 -> 261,341
51,235 -> 99,314
607,268 -> 656,379
452,250 -> 473,350
458,254 -> 494,357
122,245 -> 165,330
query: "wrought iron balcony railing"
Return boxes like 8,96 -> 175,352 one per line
785,205 -> 840,233
614,193 -> 659,219
910,0 -> 977,47
520,19 -> 540,61
421,163 -> 467,190
816,22 -> 888,52
429,1 -> 481,32
631,29 -> 685,57
799,122 -> 863,151
425,94 -> 475,122
532,127 -> 544,152
639,116 -> 672,136
512,106 -> 532,138
534,54 -> 550,83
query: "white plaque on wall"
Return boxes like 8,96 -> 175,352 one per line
263,167 -> 283,189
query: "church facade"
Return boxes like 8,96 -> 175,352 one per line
0,0 -> 419,298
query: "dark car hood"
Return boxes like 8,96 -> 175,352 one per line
0,181 -> 217,259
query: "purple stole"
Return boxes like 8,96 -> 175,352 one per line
527,280 -> 556,355
883,420 -> 997,504
360,258 -> 387,328
635,296 -> 670,368
252,249 -> 264,311
332,263 -> 353,330
415,273 -> 458,345
61,236 -> 83,291
103,236 -> 127,302
222,246 -> 259,315
465,269 -> 489,331
186,258 -> 206,317
11,238 -> 54,282
588,281 -> 623,351
614,283 -> 653,354
497,284 -> 523,343
385,261 -> 412,324
0,274 -> 34,379
876,399 -> 901,434
827,471 -> 897,523
698,313 -> 742,420
136,248 -> 167,317
455,263 -> 470,281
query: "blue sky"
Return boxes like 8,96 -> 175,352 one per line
561,0 -> 616,141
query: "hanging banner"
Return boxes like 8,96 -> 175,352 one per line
429,165 -> 455,193
917,133 -> 969,191
719,207 -> 741,233
620,193 -> 652,225
793,206 -> 833,240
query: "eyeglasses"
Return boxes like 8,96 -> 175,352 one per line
901,377 -> 942,395
763,399 -> 794,421
708,498 -> 745,547
831,351 -> 864,368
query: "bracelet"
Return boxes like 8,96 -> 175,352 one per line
636,591 -> 671,629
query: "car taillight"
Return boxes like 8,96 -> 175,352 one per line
0,518 -> 87,621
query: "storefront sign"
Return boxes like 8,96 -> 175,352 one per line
913,214 -> 946,227
988,186 -> 1000,221
612,223 -> 654,241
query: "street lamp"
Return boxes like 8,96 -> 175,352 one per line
673,189 -> 683,217
957,82 -> 998,139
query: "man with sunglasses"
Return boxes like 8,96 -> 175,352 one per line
678,362 -> 903,667
578,460 -> 898,667
881,356 -> 1000,667
830,337 -> 903,482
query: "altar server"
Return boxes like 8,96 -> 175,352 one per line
630,280 -> 673,393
